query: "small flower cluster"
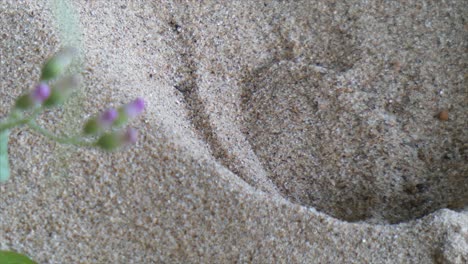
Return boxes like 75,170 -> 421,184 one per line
3,47 -> 145,151
83,98 -> 145,150
15,47 -> 78,110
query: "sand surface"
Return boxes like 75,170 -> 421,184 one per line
1,1 -> 467,263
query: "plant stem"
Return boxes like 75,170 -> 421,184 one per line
27,120 -> 94,147
0,129 -> 10,182
1,109 -> 93,147
0,118 -> 29,132
0,108 -> 42,132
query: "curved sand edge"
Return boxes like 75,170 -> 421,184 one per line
1,1 -> 466,263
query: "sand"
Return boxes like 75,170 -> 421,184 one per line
1,0 -> 467,263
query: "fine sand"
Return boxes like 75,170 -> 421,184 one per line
1,1 -> 467,263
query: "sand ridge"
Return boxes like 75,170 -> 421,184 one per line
1,1 -> 467,263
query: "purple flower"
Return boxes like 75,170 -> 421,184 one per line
31,83 -> 51,104
122,127 -> 138,145
99,108 -> 118,127
124,97 -> 145,118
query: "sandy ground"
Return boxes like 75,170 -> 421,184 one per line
1,0 -> 467,263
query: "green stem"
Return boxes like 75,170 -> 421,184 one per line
27,120 -> 94,147
0,107 -> 95,182
0,118 -> 28,132
0,129 -> 10,182
0,107 -> 43,132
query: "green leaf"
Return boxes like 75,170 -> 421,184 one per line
0,250 -> 37,264
0,129 -> 10,182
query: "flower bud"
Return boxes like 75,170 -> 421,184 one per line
97,132 -> 121,151
122,127 -> 138,145
56,74 -> 80,92
96,127 -> 139,151
83,108 -> 118,135
15,83 -> 51,110
114,98 -> 145,127
125,98 -> 145,118
83,118 -> 99,135
40,47 -> 77,81
99,108 -> 118,127
31,83 -> 51,104
15,95 -> 33,110
43,75 -> 80,108
113,108 -> 129,127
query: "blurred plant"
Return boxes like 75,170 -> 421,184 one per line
0,47 -> 145,182
0,250 -> 37,264
0,1 -> 141,262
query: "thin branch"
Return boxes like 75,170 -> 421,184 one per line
27,120 -> 95,147
0,118 -> 29,132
